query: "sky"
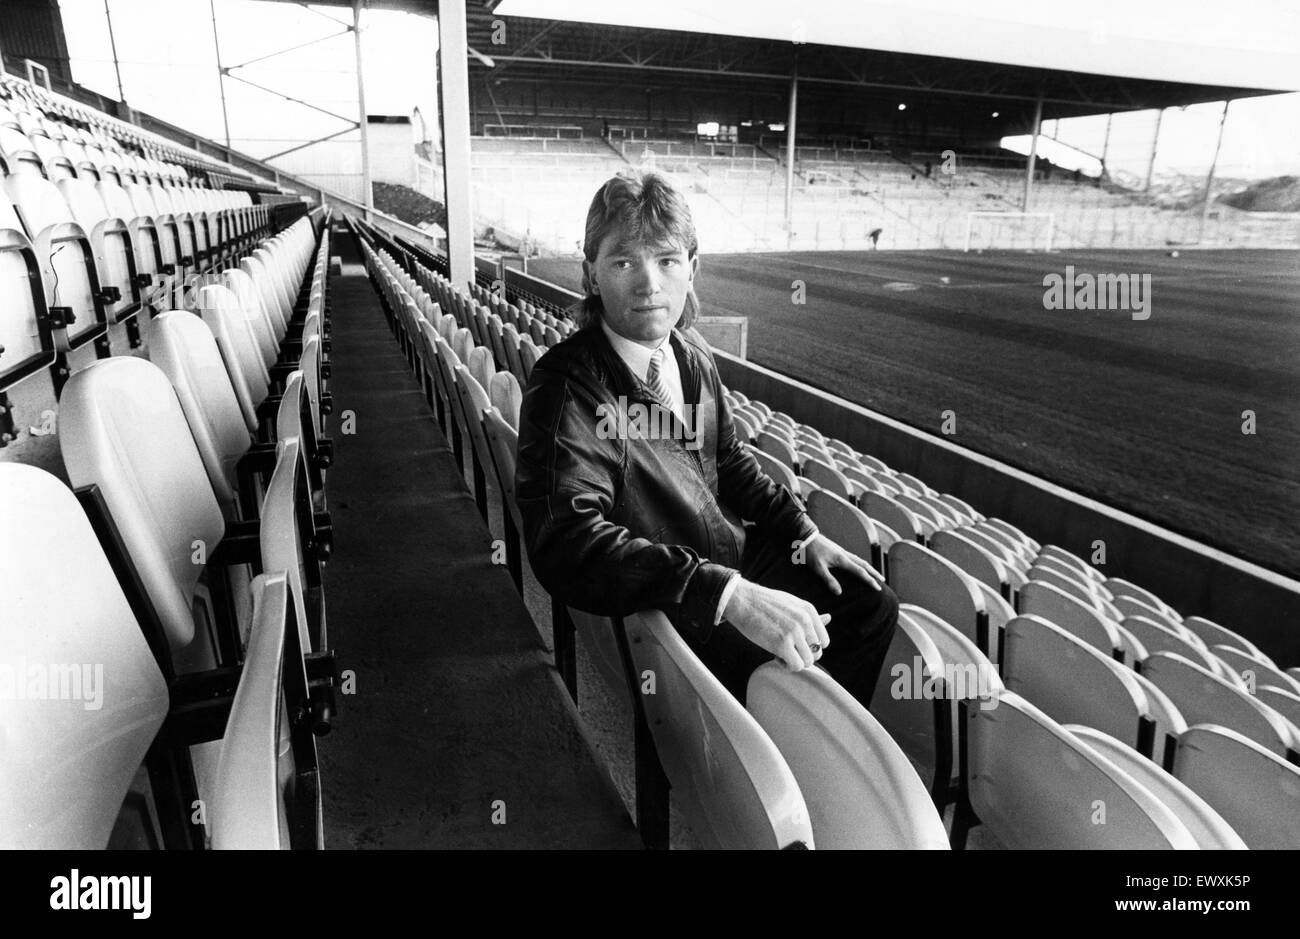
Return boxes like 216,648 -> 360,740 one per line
56,0 -> 1300,182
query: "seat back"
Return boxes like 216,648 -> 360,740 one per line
887,541 -> 988,650
453,363 -> 494,475
259,437 -> 321,654
930,529 -> 1009,594
1144,652 -> 1297,757
59,357 -> 225,653
966,691 -> 1198,849
806,489 -> 881,572
197,284 -> 270,430
0,464 -> 170,848
747,663 -> 949,849
1018,580 -> 1120,658
210,573 -> 323,849
747,445 -> 800,495
1066,725 -> 1246,849
147,311 -> 253,508
1002,614 -> 1149,747
862,491 -> 924,543
1180,615 -> 1265,661
488,370 -> 522,431
868,607 -> 948,789
1174,725 -> 1300,849
622,610 -> 813,849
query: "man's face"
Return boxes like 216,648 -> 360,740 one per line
586,231 -> 698,348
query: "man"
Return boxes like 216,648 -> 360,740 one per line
515,171 -> 898,707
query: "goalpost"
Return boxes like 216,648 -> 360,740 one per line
963,212 -> 1055,252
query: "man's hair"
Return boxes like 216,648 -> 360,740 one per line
567,170 -> 701,330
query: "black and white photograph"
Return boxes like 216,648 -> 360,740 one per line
0,0 -> 1297,912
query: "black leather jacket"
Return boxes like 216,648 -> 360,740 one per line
515,323 -> 816,642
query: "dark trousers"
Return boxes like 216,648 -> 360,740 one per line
687,527 -> 899,708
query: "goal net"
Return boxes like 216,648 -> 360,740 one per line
964,212 -> 1054,252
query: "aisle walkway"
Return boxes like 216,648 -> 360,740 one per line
316,228 -> 637,849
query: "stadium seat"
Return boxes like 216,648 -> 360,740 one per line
1018,580 -> 1121,661
806,488 -> 883,573
1104,577 -> 1180,621
1120,615 -> 1231,680
58,177 -> 145,332
0,463 -> 170,849
747,445 -> 801,496
1209,644 -> 1299,695
756,431 -> 799,473
488,370 -> 522,430
1180,616 -> 1266,662
1173,725 -> 1300,849
1111,594 -> 1184,633
4,175 -> 108,354
1065,726 -> 1246,849
147,310 -> 255,513
930,529 -> 1014,598
1256,684 -> 1300,732
197,284 -> 271,432
887,541 -> 991,654
209,572 -> 324,849
58,356 -> 228,667
953,690 -> 1199,849
747,663 -> 949,849
861,491 -> 925,544
621,610 -> 814,849
802,456 -> 854,502
1142,652 -> 1299,759
1001,614 -> 1154,754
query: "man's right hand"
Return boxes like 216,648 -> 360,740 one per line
722,578 -> 831,672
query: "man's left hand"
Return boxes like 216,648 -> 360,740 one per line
804,534 -> 885,595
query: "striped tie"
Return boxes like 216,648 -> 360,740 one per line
646,347 -> 676,417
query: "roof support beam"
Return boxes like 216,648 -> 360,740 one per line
439,0 -> 476,291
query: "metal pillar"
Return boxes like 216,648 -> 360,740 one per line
1100,112 -> 1113,178
353,0 -> 373,217
1199,100 -> 1231,242
1144,108 -> 1164,192
783,55 -> 799,248
437,0 -> 475,291
209,0 -> 231,147
104,0 -> 126,102
1022,92 -> 1042,211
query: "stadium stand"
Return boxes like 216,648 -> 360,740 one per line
347,213 -> 1300,850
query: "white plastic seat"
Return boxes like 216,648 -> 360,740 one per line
1018,580 -> 1121,660
1180,615 -> 1266,662
0,202 -> 50,389
747,444 -> 801,495
621,610 -> 814,849
197,283 -> 271,432
1121,614 -> 1230,679
802,456 -> 854,502
960,690 -> 1198,849
58,356 -> 225,658
259,436 -> 324,654
1173,725 -> 1300,849
756,431 -> 798,472
868,605 -> 948,795
930,529 -> 1012,596
488,369 -> 522,430
1065,726 -> 1246,849
862,490 -> 925,544
1142,652 -> 1298,759
147,310 -> 254,510
4,174 -> 104,350
888,541 -> 990,653
1002,614 -> 1152,750
1209,644 -> 1298,694
467,344 -> 495,395
747,663 -> 949,849
1105,576 -> 1179,621
210,572 -> 323,849
806,488 -> 882,573
0,463 -> 170,848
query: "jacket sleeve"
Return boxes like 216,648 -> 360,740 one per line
514,365 -> 734,640
697,339 -> 817,546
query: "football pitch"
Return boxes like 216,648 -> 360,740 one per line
527,248 -> 1300,580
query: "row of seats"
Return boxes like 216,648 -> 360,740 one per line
729,392 -> 1300,847
1,212 -> 334,849
354,224 -> 1299,849
0,75 -> 217,183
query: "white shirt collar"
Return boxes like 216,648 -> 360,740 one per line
600,317 -> 672,383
